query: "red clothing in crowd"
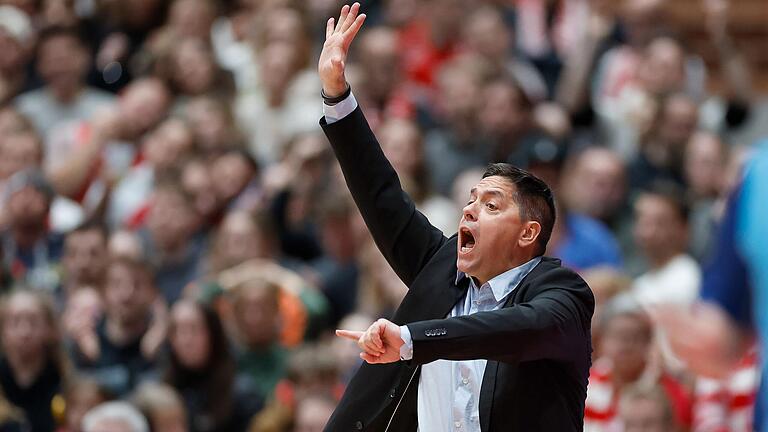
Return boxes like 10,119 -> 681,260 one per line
397,19 -> 461,89
584,358 -> 693,431
693,346 -> 760,432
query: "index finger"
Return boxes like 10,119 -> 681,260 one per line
336,329 -> 364,341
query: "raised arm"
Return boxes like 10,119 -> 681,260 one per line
318,3 -> 447,286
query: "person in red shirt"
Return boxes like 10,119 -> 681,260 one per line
585,295 -> 692,431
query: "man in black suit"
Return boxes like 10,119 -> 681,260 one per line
320,4 -> 594,431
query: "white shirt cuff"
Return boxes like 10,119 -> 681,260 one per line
323,92 -> 358,124
399,325 -> 413,361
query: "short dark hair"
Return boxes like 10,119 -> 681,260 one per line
36,25 -> 89,52
482,163 -> 556,255
639,181 -> 690,223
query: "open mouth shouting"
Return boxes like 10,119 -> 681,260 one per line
459,226 -> 476,255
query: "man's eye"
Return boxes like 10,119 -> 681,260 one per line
466,199 -> 475,206
486,203 -> 497,210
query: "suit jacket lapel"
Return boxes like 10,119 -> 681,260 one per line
393,248 -> 468,324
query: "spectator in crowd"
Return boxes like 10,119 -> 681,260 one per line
183,95 -> 244,158
691,345 -> 759,432
108,117 -> 195,229
131,382 -> 187,432
141,179 -> 206,303
352,27 -> 415,130
630,183 -> 701,305
229,275 -> 288,400
180,157 -> 220,228
562,146 -> 629,230
235,8 -> 320,164
267,133 -> 333,262
618,384 -> 678,432
15,26 -> 114,139
59,223 -> 109,302
81,401 -> 149,432
423,59 -> 489,194
71,256 -> 162,397
591,0 -> 666,145
629,92 -> 700,192
0,126 -> 85,233
165,299 -> 261,432
684,131 -> 729,260
355,243 -> 408,320
0,129 -> 43,185
477,77 -> 555,173
221,261 -> 325,346
310,193 -> 362,326
209,148 -> 261,214
0,289 -> 67,432
0,6 -> 34,105
291,393 -> 337,432
462,5 -> 547,102
396,0 -> 463,90
584,295 -> 691,431
46,77 -> 171,205
522,141 -> 624,272
0,169 -> 64,291
206,210 -> 275,276
157,37 -> 235,107
249,344 -> 342,432
62,287 -> 103,367
163,0 -> 217,42
512,0 -> 598,95
60,377 -> 110,432
582,268 -> 631,358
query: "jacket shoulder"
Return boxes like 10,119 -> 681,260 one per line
519,257 -> 595,309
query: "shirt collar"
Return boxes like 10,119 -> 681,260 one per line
455,256 -> 542,302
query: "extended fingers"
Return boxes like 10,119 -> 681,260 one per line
334,4 -> 350,32
343,13 -> 366,42
341,3 -> 361,33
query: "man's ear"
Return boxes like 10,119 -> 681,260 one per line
518,221 -> 541,249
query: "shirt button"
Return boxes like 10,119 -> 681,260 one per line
462,378 -> 469,385
454,421 -> 462,428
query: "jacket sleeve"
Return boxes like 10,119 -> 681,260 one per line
321,107 -> 447,287
406,268 -> 594,364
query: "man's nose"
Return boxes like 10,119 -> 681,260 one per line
463,203 -> 477,222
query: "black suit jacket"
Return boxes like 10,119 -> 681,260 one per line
321,107 -> 594,431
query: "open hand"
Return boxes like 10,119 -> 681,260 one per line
318,2 -> 366,97
337,318 -> 404,364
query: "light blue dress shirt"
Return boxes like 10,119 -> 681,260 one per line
323,94 -> 542,431
398,257 -> 541,432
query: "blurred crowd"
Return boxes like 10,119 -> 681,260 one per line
0,0 -> 764,431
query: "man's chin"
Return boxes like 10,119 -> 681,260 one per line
456,256 -> 474,274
